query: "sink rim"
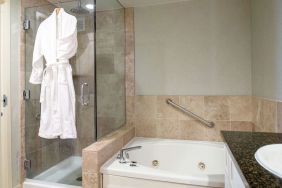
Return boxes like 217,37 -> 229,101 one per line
255,144 -> 282,178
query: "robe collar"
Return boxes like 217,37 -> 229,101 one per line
51,8 -> 65,17
48,8 -> 76,39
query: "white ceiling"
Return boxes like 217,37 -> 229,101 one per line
118,0 -> 191,8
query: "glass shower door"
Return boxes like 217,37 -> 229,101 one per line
96,0 -> 126,138
24,0 -> 95,186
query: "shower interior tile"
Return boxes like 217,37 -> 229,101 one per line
96,53 -> 115,74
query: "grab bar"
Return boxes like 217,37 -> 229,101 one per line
166,98 -> 214,128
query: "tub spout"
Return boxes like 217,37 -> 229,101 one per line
117,146 -> 142,163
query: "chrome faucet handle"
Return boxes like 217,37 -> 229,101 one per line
117,152 -> 127,163
125,152 -> 129,159
117,146 -> 142,163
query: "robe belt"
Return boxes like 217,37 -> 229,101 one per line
40,59 -> 70,112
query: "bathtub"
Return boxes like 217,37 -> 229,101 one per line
23,156 -> 82,188
101,138 -> 225,188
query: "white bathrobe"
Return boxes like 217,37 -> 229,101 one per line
29,8 -> 77,139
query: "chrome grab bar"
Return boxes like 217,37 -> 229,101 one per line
80,83 -> 89,106
166,98 -> 214,128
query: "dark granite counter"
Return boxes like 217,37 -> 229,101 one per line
221,131 -> 282,188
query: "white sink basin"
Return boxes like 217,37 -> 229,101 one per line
255,144 -> 282,178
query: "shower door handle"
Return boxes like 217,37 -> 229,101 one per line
80,83 -> 90,106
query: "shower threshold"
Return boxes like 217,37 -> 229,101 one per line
23,156 -> 82,188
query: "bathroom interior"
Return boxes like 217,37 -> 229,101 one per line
0,0 -> 282,187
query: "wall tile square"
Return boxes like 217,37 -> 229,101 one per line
134,96 -> 157,118
156,119 -> 181,139
134,118 -> 158,137
277,102 -> 282,133
231,121 -> 253,132
204,96 -> 230,121
178,120 -> 207,141
156,96 -> 179,119
230,96 -> 252,121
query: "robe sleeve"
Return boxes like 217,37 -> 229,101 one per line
29,26 -> 44,84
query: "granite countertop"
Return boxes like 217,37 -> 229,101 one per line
221,131 -> 282,188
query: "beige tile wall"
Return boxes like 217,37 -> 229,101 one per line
253,97 -> 282,133
125,8 -> 135,97
126,96 -> 254,141
277,102 -> 282,132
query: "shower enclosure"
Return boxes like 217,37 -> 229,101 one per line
23,0 -> 125,186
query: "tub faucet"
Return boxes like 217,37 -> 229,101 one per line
117,146 -> 142,163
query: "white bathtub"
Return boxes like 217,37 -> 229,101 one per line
23,156 -> 82,188
101,138 -> 225,188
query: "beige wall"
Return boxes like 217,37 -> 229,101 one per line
124,1 -> 282,140
134,0 -> 252,96
127,0 -> 282,138
125,8 -> 254,142
252,0 -> 282,101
